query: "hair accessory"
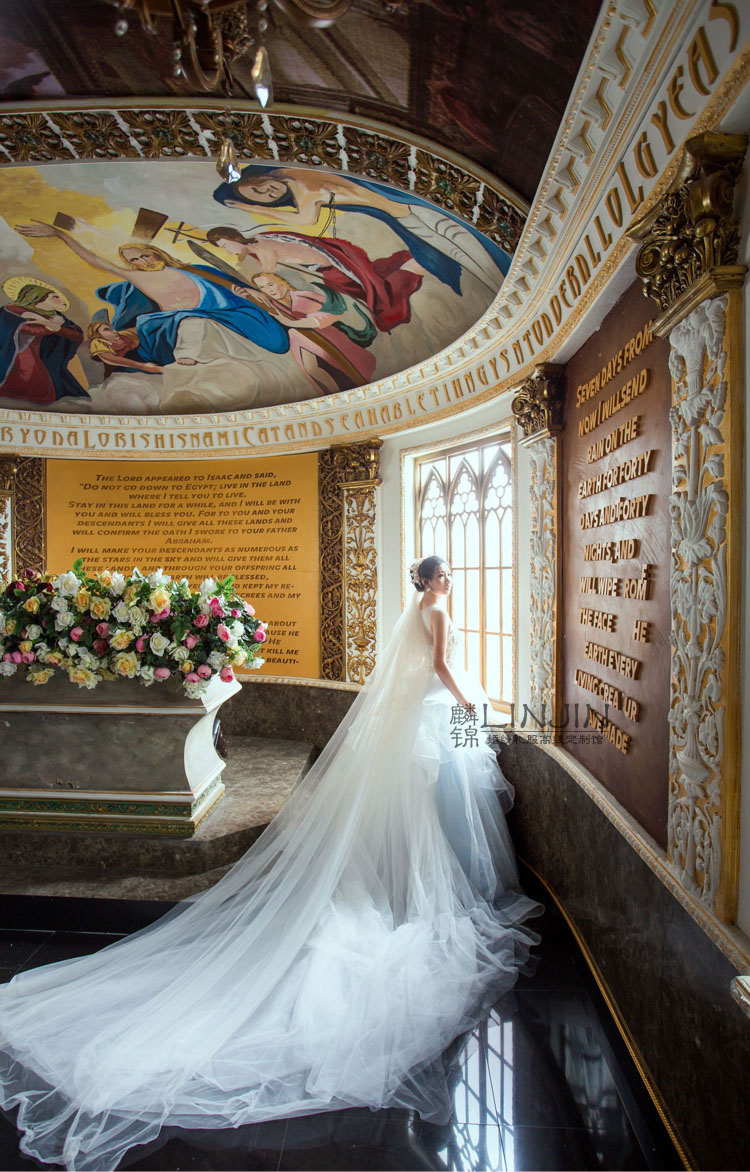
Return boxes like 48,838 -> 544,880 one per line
408,560 -> 422,588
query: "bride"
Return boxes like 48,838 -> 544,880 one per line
0,556 -> 540,1171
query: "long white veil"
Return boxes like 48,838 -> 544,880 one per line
0,593 -> 538,1171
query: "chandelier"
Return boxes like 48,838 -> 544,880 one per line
110,0 -> 355,99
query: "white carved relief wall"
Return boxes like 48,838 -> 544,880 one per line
667,294 -> 743,921
527,437 -> 559,723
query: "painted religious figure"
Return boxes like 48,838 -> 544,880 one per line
0,158 -> 510,415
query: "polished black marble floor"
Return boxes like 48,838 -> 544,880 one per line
0,870 -> 683,1171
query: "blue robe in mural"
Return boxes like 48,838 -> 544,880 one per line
213,166 -> 511,296
97,265 -> 289,366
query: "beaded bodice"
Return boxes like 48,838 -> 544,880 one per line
420,604 -> 459,667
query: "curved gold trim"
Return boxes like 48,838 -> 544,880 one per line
0,98 -> 528,214
521,858 -> 695,1172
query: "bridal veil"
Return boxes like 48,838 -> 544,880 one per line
0,592 -> 539,1170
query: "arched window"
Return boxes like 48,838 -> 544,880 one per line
415,433 -> 514,711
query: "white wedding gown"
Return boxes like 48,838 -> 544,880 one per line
0,594 -> 540,1171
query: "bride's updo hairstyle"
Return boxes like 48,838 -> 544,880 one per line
411,555 -> 444,592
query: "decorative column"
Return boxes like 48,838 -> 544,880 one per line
511,365 -> 564,731
0,457 -> 45,579
628,131 -> 747,922
318,441 -> 382,685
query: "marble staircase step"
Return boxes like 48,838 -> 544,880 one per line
0,736 -> 313,901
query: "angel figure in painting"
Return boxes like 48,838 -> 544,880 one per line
213,165 -> 510,295
205,224 -> 423,332
234,272 -> 376,394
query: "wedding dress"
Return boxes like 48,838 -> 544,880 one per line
0,592 -> 540,1171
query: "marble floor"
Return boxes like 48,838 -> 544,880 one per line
0,870 -> 682,1171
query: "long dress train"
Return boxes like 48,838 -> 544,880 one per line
0,592 -> 540,1171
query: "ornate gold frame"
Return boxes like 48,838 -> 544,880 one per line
318,440 -> 382,683
0,457 -> 45,577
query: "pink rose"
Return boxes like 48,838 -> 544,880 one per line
217,623 -> 230,643
154,666 -> 171,680
209,597 -> 225,618
135,636 -> 147,653
21,652 -> 35,664
253,628 -> 266,642
184,633 -> 198,650
197,664 -> 212,679
96,622 -> 110,638
193,613 -> 210,628
185,671 -> 201,683
220,666 -> 234,683
2,653 -> 11,662
243,601 -> 255,616
93,639 -> 108,655
155,608 -> 170,620
11,651 -> 22,664
70,627 -> 84,642
149,612 -> 162,623
231,609 -> 240,618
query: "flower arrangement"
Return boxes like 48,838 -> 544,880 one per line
0,561 -> 267,698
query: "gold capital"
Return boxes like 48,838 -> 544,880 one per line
510,363 -> 565,446
627,131 -> 748,335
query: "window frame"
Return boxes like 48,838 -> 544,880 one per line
405,421 -> 517,716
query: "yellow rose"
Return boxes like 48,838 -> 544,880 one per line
110,629 -> 134,651
23,595 -> 40,614
4,619 -> 17,635
29,667 -> 54,686
231,647 -> 248,666
148,586 -> 171,613
46,651 -> 64,667
68,665 -> 98,688
113,651 -> 138,677
179,659 -> 194,674
75,588 -> 91,612
19,640 -> 33,653
89,596 -> 111,621
97,570 -> 113,587
124,585 -> 138,605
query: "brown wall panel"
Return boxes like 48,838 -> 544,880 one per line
561,281 -> 671,846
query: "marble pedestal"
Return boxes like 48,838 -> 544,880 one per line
0,673 -> 241,835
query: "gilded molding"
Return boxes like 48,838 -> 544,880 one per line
666,294 -> 743,922
510,363 -> 564,445
0,103 -> 526,255
318,441 -> 382,681
527,437 -> 559,728
628,132 -> 748,334
0,457 -> 44,576
342,484 -> 378,685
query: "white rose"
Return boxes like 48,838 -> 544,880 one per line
149,632 -> 170,655
199,578 -> 216,598
58,637 -> 70,651
208,650 -> 225,670
247,657 -> 264,670
110,572 -> 126,596
139,665 -> 156,685
171,645 -> 189,662
68,643 -> 80,657
78,649 -> 97,668
25,624 -> 42,641
113,601 -> 130,622
54,571 -> 81,597
35,643 -> 50,661
128,606 -> 146,627
230,621 -> 244,639
147,569 -> 171,587
0,661 -> 17,676
50,595 -> 70,614
184,680 -> 207,699
55,612 -> 74,630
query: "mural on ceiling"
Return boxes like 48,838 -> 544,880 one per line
0,159 -> 509,415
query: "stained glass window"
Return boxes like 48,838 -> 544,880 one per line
415,433 -> 514,711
